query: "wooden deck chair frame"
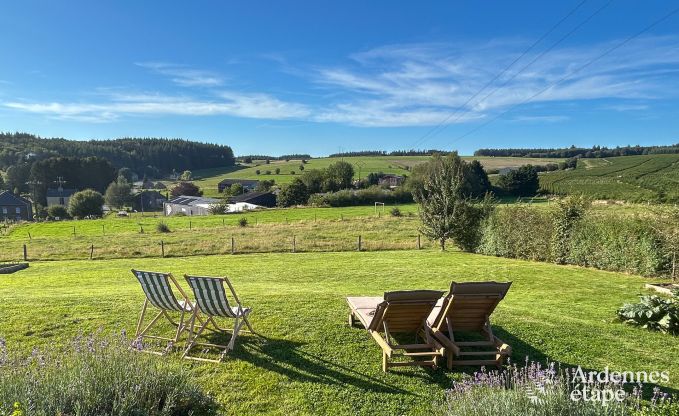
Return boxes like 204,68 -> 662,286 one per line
131,269 -> 195,355
182,275 -> 255,363
348,290 -> 445,372
428,281 -> 512,369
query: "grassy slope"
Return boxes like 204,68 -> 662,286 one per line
0,250 -> 676,415
189,156 -> 559,197
540,154 -> 679,201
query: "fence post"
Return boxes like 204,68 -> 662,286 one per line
161,240 -> 165,258
231,237 -> 235,254
28,232 -> 32,240
189,220 -> 192,230
139,225 -> 144,234
222,218 -> 225,226
102,224 -> 105,235
73,226 -> 76,236
417,234 -> 421,250
90,244 -> 94,260
292,235 -> 296,253
23,244 -> 27,261
357,235 -> 362,251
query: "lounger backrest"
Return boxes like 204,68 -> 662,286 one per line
132,269 -> 183,311
432,281 -> 511,331
185,275 -> 238,318
369,290 -> 443,332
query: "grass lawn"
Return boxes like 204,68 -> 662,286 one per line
1,249 -> 676,415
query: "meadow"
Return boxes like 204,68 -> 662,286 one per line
1,250 -> 677,415
540,154 -> 679,202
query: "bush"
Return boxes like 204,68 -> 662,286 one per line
275,168 -> 280,175
496,165 -> 539,196
290,171 -> 295,175
47,205 -> 70,220
255,169 -> 261,175
68,189 -> 104,218
318,187 -> 413,207
238,217 -> 248,227
0,333 -> 218,416
551,195 -> 589,264
208,202 -> 228,215
277,179 -> 309,207
390,207 -> 402,217
156,221 -> 171,233
170,182 -> 202,198
617,291 -> 678,335
264,170 -> 272,175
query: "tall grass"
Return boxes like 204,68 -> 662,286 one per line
0,333 -> 218,416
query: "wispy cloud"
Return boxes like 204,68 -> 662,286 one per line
511,115 -> 569,123
136,62 -> 225,87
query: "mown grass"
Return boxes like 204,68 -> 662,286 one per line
0,250 -> 676,415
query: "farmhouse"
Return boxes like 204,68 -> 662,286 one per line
378,174 -> 405,187
163,195 -> 220,216
0,191 -> 33,221
218,179 -> 259,193
132,190 -> 168,211
46,187 -> 77,207
228,191 -> 276,208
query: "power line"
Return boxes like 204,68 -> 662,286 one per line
411,0 -> 606,149
446,5 -> 679,147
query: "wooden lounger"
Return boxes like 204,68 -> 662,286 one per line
347,290 -> 445,372
427,281 -> 512,369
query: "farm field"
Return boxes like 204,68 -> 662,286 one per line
187,156 -> 559,196
540,154 -> 679,202
0,250 -> 676,415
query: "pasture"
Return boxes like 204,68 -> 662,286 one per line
540,154 -> 679,202
0,250 -> 676,415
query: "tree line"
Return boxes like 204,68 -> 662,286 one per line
328,149 -> 451,157
237,154 -> 311,162
474,144 -> 679,158
0,132 -> 235,174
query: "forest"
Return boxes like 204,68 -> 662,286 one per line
474,143 -> 679,158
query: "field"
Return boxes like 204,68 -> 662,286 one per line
540,154 -> 679,202
187,156 -> 558,196
1,249 -> 677,415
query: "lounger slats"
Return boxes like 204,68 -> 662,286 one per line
133,270 -> 183,311
186,276 -> 236,318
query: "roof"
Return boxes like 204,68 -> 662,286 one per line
218,178 -> 260,186
228,191 -> 273,203
381,174 -> 404,179
46,188 -> 78,197
0,191 -> 32,206
167,195 -> 220,206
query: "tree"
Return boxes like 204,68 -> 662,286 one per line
104,176 -> 132,209
275,168 -> 281,175
0,172 -> 4,190
117,167 -> 136,183
465,160 -> 491,197
255,179 -> 275,192
170,182 -> 202,198
47,205 -> 70,220
496,165 -> 539,196
300,169 -> 325,193
299,164 -> 305,171
414,153 -> 493,251
277,178 -> 309,207
179,170 -> 193,181
324,161 -> 354,191
244,157 -> 253,164
225,183 -> 244,196
255,169 -> 261,175
68,189 -> 104,218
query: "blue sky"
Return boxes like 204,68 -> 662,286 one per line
1,1 -> 678,156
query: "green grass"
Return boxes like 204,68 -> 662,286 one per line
540,154 -> 679,202
1,250 -> 677,415
186,156 -> 559,197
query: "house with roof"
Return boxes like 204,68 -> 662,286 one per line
218,179 -> 260,193
163,195 -> 221,216
228,191 -> 276,208
0,191 -> 33,221
132,190 -> 168,211
378,174 -> 405,188
46,186 -> 78,207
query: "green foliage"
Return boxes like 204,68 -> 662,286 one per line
0,172 -> 4,190
255,169 -> 261,175
299,164 -> 305,171
68,189 -> 104,218
277,179 -> 309,207
275,168 -> 281,175
496,165 -> 539,197
0,333 -> 218,416
254,179 -> 275,192
300,169 -> 325,193
323,161 -> 354,191
46,205 -> 70,220
238,217 -> 248,227
390,207 -> 402,217
104,176 -> 132,209
170,182 -> 202,198
317,187 -> 413,207
117,167 -> 136,182
551,195 -> 590,264
224,183 -> 244,196
156,221 -> 171,233
617,291 -> 678,335
179,170 -> 192,181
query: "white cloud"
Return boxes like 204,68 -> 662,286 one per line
136,62 -> 224,87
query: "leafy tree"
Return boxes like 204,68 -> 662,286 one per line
465,160 -> 491,197
5,163 -> 32,194
255,169 -> 261,175
275,168 -> 281,175
255,179 -> 275,192
300,169 -> 325,193
0,171 -> 4,190
170,182 -> 202,198
414,153 -> 494,251
244,157 -> 253,164
324,161 -> 354,191
224,183 -> 244,196
299,164 -> 305,171
68,189 -> 104,218
179,170 -> 193,181
496,165 -> 539,196
104,176 -> 132,209
551,195 -> 589,264
47,205 -> 70,219
117,167 -> 136,182
277,178 -> 309,207
265,159 -> 270,164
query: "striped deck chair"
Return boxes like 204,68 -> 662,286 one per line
427,281 -> 512,369
182,275 -> 255,363
347,290 -> 445,372
131,269 -> 194,355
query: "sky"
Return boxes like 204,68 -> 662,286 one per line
1,1 -> 678,156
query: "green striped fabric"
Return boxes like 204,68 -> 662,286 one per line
132,270 -> 183,311
186,276 -> 237,318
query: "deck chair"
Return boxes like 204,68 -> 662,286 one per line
347,290 -> 445,372
131,269 -> 194,355
427,281 -> 512,369
182,275 -> 255,363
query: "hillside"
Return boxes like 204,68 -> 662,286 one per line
540,154 -> 679,202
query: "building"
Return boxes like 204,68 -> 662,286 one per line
132,190 -> 168,211
0,191 -> 33,221
218,179 -> 260,193
46,187 -> 77,207
378,174 -> 405,187
163,195 -> 220,216
228,191 -> 276,208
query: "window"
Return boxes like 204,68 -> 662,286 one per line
1,207 -> 6,214
15,207 -> 21,214
59,197 -> 65,205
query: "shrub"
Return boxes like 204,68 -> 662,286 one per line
617,291 -> 678,335
47,205 -> 70,220
390,207 -> 402,217
238,217 -> 248,227
170,181 -> 202,198
264,170 -> 272,175
255,169 -> 261,175
0,333 -> 218,416
208,202 -> 228,215
318,187 -> 413,207
551,195 -> 589,264
156,221 -> 171,233
68,189 -> 104,218
496,165 -> 539,196
290,171 -> 295,175
277,179 -> 309,207
275,168 -> 281,175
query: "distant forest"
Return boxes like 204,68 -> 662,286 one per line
238,154 -> 311,161
0,132 -> 235,174
328,150 -> 451,158
474,144 -> 679,158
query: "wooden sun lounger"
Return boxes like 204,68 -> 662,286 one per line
427,281 -> 512,369
347,290 -> 445,372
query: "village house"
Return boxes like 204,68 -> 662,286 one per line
217,179 -> 260,193
46,187 -> 77,207
0,191 -> 33,221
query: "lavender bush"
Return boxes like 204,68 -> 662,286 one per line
0,333 -> 218,416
